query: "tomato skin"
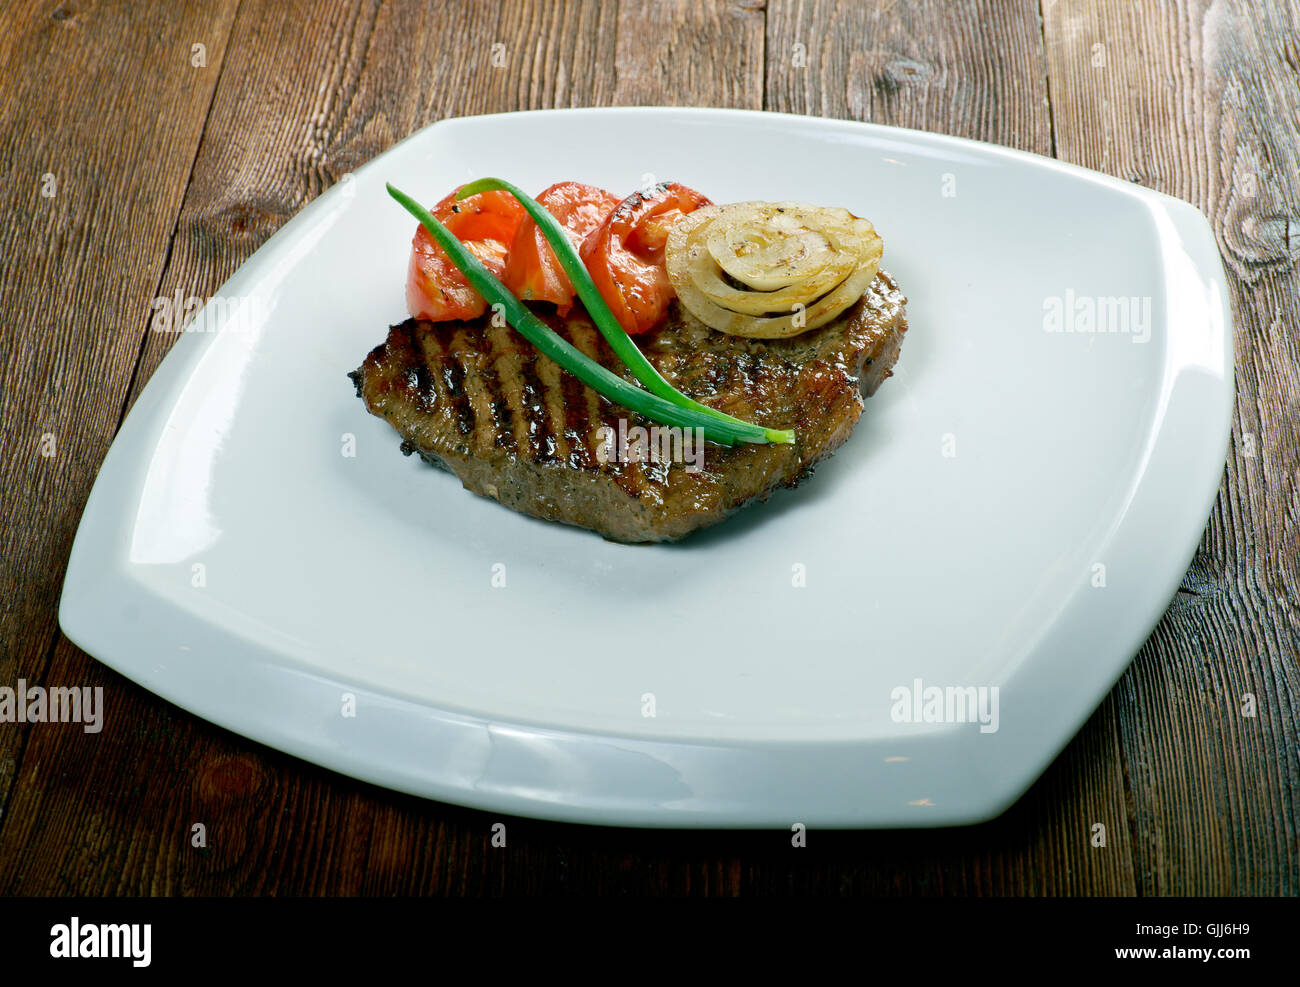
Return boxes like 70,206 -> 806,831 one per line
405,186 -> 526,321
502,182 -> 619,315
580,182 -> 712,335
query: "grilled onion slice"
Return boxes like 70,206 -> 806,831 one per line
664,201 -> 883,338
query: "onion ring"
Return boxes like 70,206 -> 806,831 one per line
665,201 -> 882,338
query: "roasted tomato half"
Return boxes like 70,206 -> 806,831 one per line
405,186 -> 526,321
580,182 -> 712,335
502,182 -> 619,315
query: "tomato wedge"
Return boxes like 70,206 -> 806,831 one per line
580,182 -> 712,335
405,186 -> 526,321
502,182 -> 619,315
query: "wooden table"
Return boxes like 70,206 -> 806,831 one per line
1,0 -> 1296,896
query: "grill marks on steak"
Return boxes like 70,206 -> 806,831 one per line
352,271 -> 908,542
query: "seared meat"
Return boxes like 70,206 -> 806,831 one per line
351,271 -> 908,542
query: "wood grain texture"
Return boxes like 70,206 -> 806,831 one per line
1042,0 -> 1299,896
0,0 -> 1294,895
612,0 -> 766,107
0,0 -> 238,826
766,0 -> 1052,150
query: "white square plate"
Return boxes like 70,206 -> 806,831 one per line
61,108 -> 1233,827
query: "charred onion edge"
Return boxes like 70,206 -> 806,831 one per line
387,182 -> 794,447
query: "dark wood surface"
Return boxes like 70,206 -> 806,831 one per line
0,0 -> 1295,895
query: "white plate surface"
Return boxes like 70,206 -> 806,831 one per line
60,108 -> 1233,827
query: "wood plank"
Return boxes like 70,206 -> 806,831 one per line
612,0 -> 766,107
1042,0 -> 1300,894
0,0 -> 238,826
766,0 -> 1052,150
0,0 -> 771,895
764,0 -> 1137,895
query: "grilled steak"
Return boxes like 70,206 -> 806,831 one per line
351,270 -> 908,542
